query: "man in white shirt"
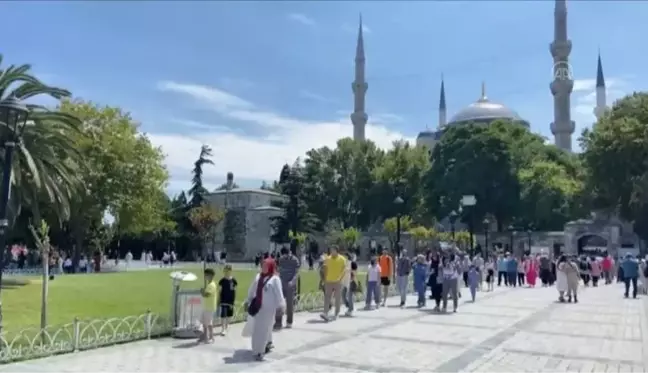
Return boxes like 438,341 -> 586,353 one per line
340,253 -> 356,316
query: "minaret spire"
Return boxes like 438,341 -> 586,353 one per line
438,76 -> 447,128
594,51 -> 607,120
479,81 -> 488,101
351,13 -> 368,141
549,0 -> 575,152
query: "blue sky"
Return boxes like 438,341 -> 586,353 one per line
2,1 -> 646,195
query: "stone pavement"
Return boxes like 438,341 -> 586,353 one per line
3,283 -> 647,372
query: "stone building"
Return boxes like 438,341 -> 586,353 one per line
206,189 -> 284,260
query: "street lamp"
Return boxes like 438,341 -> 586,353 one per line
507,224 -> 515,255
449,210 -> 458,239
483,218 -> 490,257
0,96 -> 29,332
393,196 -> 404,256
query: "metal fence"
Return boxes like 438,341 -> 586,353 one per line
0,284 -> 408,363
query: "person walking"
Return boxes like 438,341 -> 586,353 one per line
244,259 -> 285,361
440,254 -> 460,313
396,250 -> 412,307
365,257 -> 381,309
485,257 -> 495,291
556,255 -> 569,302
590,256 -> 602,287
274,247 -> 300,329
378,249 -> 393,307
517,256 -> 526,286
341,252 -> 358,317
620,254 -> 639,299
526,255 -> 538,287
320,246 -> 347,322
468,265 -> 479,302
563,256 -> 580,303
428,252 -> 443,310
602,254 -> 613,284
538,253 -> 552,287
413,255 -> 428,307
497,255 -> 507,286
506,254 -> 518,288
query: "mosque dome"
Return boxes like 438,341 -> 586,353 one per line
448,83 -> 529,127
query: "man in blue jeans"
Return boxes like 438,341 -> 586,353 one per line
620,254 -> 639,299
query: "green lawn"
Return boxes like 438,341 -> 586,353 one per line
1,267 -> 323,337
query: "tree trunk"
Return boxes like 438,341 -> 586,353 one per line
40,247 -> 49,343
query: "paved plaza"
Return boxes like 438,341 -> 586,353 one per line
3,284 -> 648,372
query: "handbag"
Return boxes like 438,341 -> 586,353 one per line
247,276 -> 270,317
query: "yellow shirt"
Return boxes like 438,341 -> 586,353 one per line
324,254 -> 347,283
202,280 -> 217,312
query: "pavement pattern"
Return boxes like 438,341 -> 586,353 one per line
3,283 -> 647,372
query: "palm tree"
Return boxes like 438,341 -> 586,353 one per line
0,54 -> 84,225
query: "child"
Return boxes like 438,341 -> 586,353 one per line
413,255 -> 428,307
200,268 -> 217,343
217,264 -> 238,336
468,265 -> 479,302
365,257 -> 381,310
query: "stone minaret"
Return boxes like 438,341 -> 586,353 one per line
549,0 -> 575,152
351,14 -> 368,142
439,77 -> 447,127
594,52 -> 607,120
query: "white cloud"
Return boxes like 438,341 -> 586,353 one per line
287,13 -> 316,27
572,77 -> 625,124
299,90 -> 335,103
152,82 -> 411,189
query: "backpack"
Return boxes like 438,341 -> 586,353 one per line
247,276 -> 270,317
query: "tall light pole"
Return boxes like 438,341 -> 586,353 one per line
223,172 -> 233,259
393,196 -> 404,256
507,224 -> 515,255
0,97 -> 29,332
483,218 -> 490,258
449,210 -> 458,240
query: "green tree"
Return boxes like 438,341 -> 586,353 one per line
425,122 -> 520,231
60,100 -> 169,266
188,145 -> 214,208
580,92 -> 648,241
271,164 -> 317,243
188,203 -> 224,259
0,56 -> 84,228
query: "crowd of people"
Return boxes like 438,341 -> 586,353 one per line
197,245 -> 648,361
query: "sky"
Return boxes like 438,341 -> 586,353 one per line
1,1 -> 646,196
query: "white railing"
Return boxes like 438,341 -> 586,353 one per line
0,284 -> 409,363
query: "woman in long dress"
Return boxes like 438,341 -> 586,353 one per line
556,255 -> 569,302
526,256 -> 538,287
245,258 -> 285,360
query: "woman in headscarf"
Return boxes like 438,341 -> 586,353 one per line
245,258 -> 285,360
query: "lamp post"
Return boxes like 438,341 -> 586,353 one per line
393,196 -> 404,257
0,97 -> 29,332
507,224 -> 515,255
449,210 -> 458,240
483,218 -> 490,258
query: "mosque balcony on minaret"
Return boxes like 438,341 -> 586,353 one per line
351,111 -> 368,125
550,40 -> 572,59
550,120 -> 575,135
550,79 -> 573,95
352,81 -> 368,95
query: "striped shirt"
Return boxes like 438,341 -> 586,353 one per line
277,255 -> 300,283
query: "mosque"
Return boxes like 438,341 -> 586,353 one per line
349,0 -> 609,154
348,0 -> 642,256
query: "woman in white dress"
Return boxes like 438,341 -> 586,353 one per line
556,255 -> 569,302
245,258 -> 285,361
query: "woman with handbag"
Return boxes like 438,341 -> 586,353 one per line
244,258 -> 285,361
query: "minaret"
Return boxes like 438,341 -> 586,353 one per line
549,0 -> 575,152
351,14 -> 368,141
594,52 -> 607,120
438,77 -> 447,127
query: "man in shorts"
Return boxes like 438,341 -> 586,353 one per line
378,249 -> 393,306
